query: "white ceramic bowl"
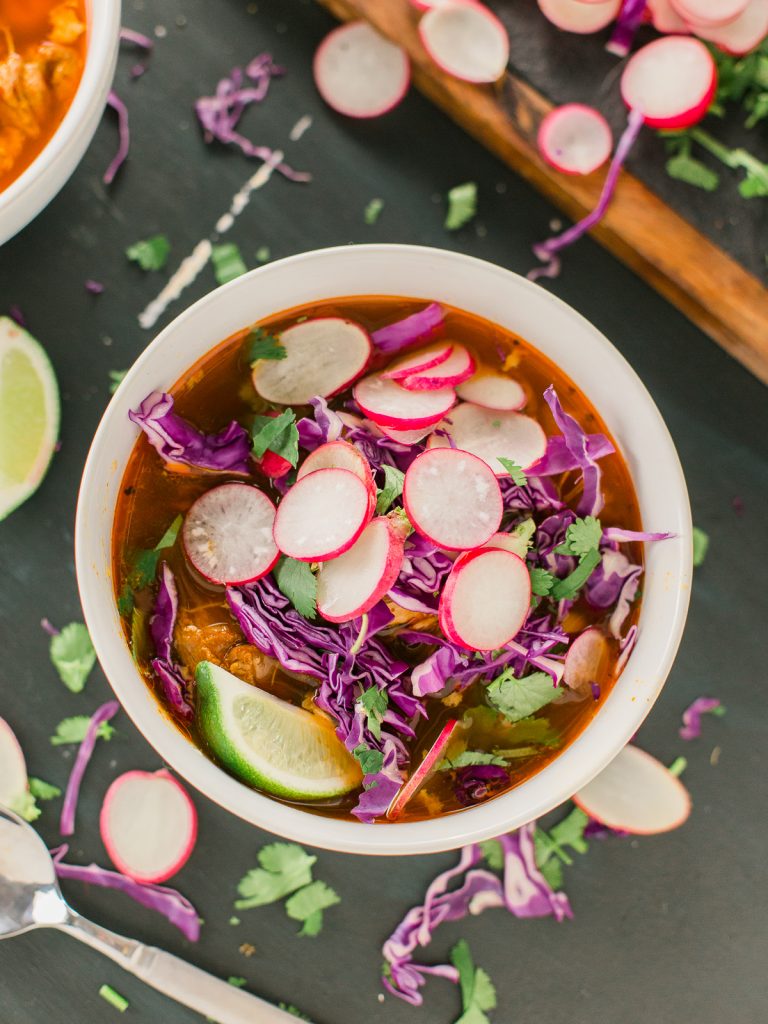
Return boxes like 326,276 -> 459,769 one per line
76,244 -> 692,856
0,0 -> 121,246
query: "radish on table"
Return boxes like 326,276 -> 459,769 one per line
620,36 -> 717,129
537,0 -> 622,33
538,104 -> 613,176
418,2 -> 510,83
313,21 -> 410,118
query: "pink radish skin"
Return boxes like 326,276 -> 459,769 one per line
383,343 -> 454,381
672,0 -> 749,26
648,0 -> 691,31
255,410 -> 293,479
0,716 -> 29,809
691,0 -> 768,55
313,21 -> 410,119
419,2 -> 510,83
621,36 -> 717,130
316,517 -> 406,622
100,769 -> 198,884
428,403 -> 547,475
252,317 -> 372,405
400,344 -> 476,391
538,104 -> 613,176
183,483 -> 279,585
455,372 -> 526,411
573,745 -> 692,835
403,448 -> 503,551
387,719 -> 460,819
538,0 -> 622,33
297,440 -> 376,509
354,373 -> 456,429
273,467 -> 372,562
439,548 -> 531,651
563,626 -> 611,691
376,422 -> 435,444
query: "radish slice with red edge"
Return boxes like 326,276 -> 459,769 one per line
648,0 -> 690,32
672,0 -> 749,26
100,769 -> 198,883
297,440 -> 376,508
620,36 -> 717,129
382,343 -> 454,381
354,373 -> 456,429
316,516 -> 407,622
400,344 -> 476,391
254,411 -> 292,479
439,548 -> 531,651
538,104 -> 613,176
403,448 -> 503,550
387,719 -> 460,819
691,0 -> 768,55
313,21 -> 410,119
455,372 -> 526,411
183,483 -> 278,585
427,403 -> 547,474
273,467 -> 372,562
252,317 -> 372,405
419,2 -> 510,83
537,0 -> 622,33
573,745 -> 692,835
376,422 -> 435,444
0,717 -> 29,810
563,626 -> 612,691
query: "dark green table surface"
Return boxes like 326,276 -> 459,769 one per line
1,2 -> 766,1022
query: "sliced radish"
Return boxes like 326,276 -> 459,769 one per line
401,344 -> 476,391
338,410 -> 365,431
538,104 -> 613,176
410,0 -> 456,9
100,769 -> 198,883
621,36 -> 717,129
382,343 -> 454,382
252,317 -> 372,405
254,411 -> 292,479
387,719 -> 460,819
538,0 -> 622,33
672,0 -> 749,26
648,0 -> 691,32
354,373 -> 456,429
455,372 -> 526,411
573,745 -> 692,835
691,0 -> 768,55
183,483 -> 278,585
403,448 -> 503,550
0,717 -> 29,809
428,403 -> 547,475
419,2 -> 510,83
313,21 -> 410,119
439,548 -> 530,651
316,517 -> 406,622
273,467 -> 372,562
563,626 -> 612,691
297,440 -> 376,508
376,422 -> 435,444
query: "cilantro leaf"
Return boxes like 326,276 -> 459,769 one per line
211,242 -> 247,285
126,234 -> 171,271
274,556 -> 317,619
227,977 -> 247,988
509,518 -> 536,553
692,526 -> 709,568
529,567 -> 555,597
364,198 -> 384,224
538,856 -> 563,890
473,968 -> 497,1013
9,790 -> 40,822
353,744 -> 384,776
28,777 -> 61,801
668,755 -> 687,777
480,839 -> 504,870
358,686 -> 388,742
549,806 -> 590,854
255,246 -> 271,264
439,750 -> 507,770
375,465 -> 405,515
487,669 -> 559,723
498,457 -> 527,487
248,327 -> 286,362
534,806 -> 590,888
50,716 -> 114,745
154,514 -> 183,552
549,547 -> 602,602
450,939 -> 475,1009
235,843 -> 316,910
445,182 -> 477,231
49,623 -> 96,693
284,880 -> 340,936
666,151 -> 720,191
120,516 -> 183,616
555,516 -> 602,559
298,910 -> 324,937
109,369 -> 127,394
450,940 -> 496,1024
251,410 -> 299,467
278,1003 -> 312,1021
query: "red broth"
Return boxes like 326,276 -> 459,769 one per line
112,297 -> 643,823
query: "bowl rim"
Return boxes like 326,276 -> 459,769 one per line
75,243 -> 692,856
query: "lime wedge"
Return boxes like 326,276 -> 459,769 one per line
0,317 -> 60,522
195,661 -> 362,800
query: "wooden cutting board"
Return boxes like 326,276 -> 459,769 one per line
315,0 -> 768,386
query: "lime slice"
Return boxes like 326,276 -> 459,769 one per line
195,661 -> 362,800
0,317 -> 60,522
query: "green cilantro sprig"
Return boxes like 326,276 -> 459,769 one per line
353,744 -> 384,777
692,526 -> 709,568
438,750 -> 507,770
126,234 -> 170,271
498,457 -> 527,487
358,686 -> 388,742
50,716 -> 115,745
117,514 -> 183,615
445,182 -> 478,231
486,669 -> 559,723
274,556 -> 317,619
251,409 -> 299,467
49,623 -> 96,693
211,242 -> 247,285
375,465 -> 405,515
449,940 -> 497,1024
248,327 -> 286,361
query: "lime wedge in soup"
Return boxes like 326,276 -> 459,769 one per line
195,661 -> 362,799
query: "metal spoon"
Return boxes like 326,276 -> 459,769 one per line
0,807 -> 297,1023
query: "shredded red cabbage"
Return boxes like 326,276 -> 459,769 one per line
84,279 -> 105,295
500,474 -> 564,512
150,563 -> 193,719
371,303 -> 445,355
543,385 -> 604,517
296,396 -> 344,452
679,697 -> 721,741
528,432 -> 614,477
454,764 -> 508,805
602,527 -> 675,543
388,535 -> 454,614
119,25 -> 153,78
60,701 -> 120,837
129,391 -> 252,474
104,91 -> 130,186
50,845 -> 200,941
606,0 -> 648,58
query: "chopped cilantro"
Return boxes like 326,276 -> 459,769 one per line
444,182 -> 478,231
439,750 -> 507,770
108,369 -> 127,394
255,246 -> 271,263
358,686 -> 388,742
120,515 -> 183,615
529,567 -> 555,597
98,985 -> 129,1012
353,743 -> 384,776
211,242 -> 248,284
450,940 -> 496,1024
538,856 -> 563,890
375,465 -> 405,515
28,777 -> 61,801
126,234 -> 170,271
229,916 -> 241,926
49,623 -> 96,693
688,127 -> 768,199
555,516 -> 602,559
498,457 -> 527,487
668,756 -> 687,777
247,327 -> 286,361
154,514 -> 183,551
278,1003 -> 312,1021
692,526 -> 709,568
549,547 -> 602,602
9,790 -> 40,823
364,198 -> 384,224
274,556 -> 317,619
666,149 -> 720,192
284,880 -> 340,936
235,843 -> 316,910
51,716 -> 115,746
227,977 -> 247,988
487,669 -> 558,723
251,409 -> 299,467
480,839 -> 504,871
534,806 -> 590,889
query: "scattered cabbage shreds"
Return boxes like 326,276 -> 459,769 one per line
60,701 -> 120,837
679,697 -> 724,741
49,622 -> 96,693
104,91 -> 130,185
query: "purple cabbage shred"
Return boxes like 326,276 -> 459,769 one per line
59,701 -> 120,837
103,91 -> 130,185
606,0 -> 648,58
296,396 -> 344,451
150,563 -> 194,719
679,697 -> 722,741
371,303 -> 444,355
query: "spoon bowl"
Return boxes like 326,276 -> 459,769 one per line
0,807 -> 68,938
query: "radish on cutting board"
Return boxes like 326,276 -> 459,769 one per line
400,344 -> 475,391
538,104 -> 613,176
427,403 -> 547,474
354,373 -> 456,429
439,548 -> 531,651
273,467 -> 372,562
620,36 -> 717,129
313,21 -> 410,118
691,0 -> 768,56
455,372 -> 526,411
383,343 -> 454,382
297,440 -> 376,508
183,483 -> 278,585
573,745 -> 691,835
563,626 -> 611,691
0,717 -> 29,810
252,317 -> 372,404
316,516 -> 406,622
672,0 -> 749,27
419,2 -> 510,83
538,0 -> 622,33
403,447 -> 503,550
387,719 -> 460,819
100,769 -> 198,883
